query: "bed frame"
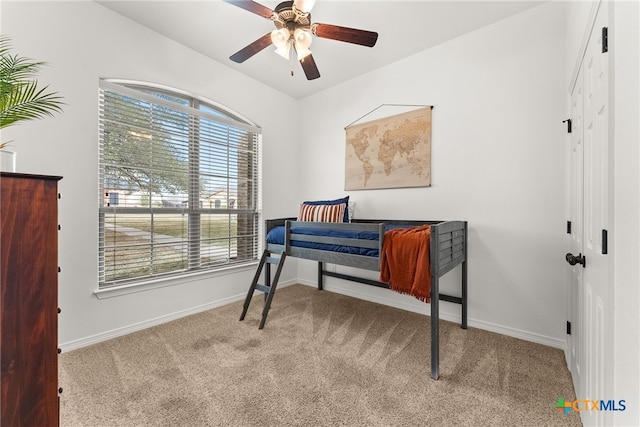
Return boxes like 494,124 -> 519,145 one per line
244,217 -> 468,380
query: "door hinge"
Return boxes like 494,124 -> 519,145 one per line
602,27 -> 608,53
567,321 -> 572,335
562,118 -> 572,133
602,229 -> 608,254
567,221 -> 572,234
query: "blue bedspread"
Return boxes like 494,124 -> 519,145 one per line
266,225 -> 413,257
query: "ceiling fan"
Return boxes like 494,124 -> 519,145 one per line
223,0 -> 378,80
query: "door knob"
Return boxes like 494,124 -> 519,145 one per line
566,252 -> 586,268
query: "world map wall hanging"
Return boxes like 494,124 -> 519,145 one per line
344,105 -> 432,190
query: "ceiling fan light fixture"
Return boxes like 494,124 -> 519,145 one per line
294,0 -> 316,14
293,28 -> 312,59
294,28 -> 312,48
270,28 -> 290,48
295,45 -> 312,60
275,41 -> 292,60
271,28 -> 292,59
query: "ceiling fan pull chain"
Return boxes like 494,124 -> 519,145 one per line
290,45 -> 295,77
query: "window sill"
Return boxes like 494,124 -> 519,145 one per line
94,262 -> 259,299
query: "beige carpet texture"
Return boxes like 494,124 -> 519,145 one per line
59,284 -> 581,426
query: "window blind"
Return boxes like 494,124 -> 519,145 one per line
98,80 -> 261,288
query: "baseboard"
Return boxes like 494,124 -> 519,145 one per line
468,318 -> 565,350
60,279 -> 298,352
61,278 -> 563,353
299,280 -> 566,350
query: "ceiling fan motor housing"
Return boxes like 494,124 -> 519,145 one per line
274,1 -> 311,32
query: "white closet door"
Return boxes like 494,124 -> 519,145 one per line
567,2 -> 612,426
582,3 -> 612,426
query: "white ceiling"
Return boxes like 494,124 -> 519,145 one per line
96,0 -> 545,99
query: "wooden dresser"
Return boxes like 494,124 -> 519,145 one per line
1,173 -> 62,426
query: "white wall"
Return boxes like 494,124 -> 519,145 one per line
1,0 -> 301,349
296,2 -> 568,347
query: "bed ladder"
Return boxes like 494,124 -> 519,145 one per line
239,249 -> 287,329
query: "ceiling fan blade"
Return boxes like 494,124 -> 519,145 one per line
312,23 -> 378,47
230,33 -> 273,63
300,54 -> 320,80
294,0 -> 316,13
223,0 -> 275,19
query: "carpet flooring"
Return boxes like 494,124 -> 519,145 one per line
59,284 -> 581,426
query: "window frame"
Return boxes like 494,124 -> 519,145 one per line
97,79 -> 262,292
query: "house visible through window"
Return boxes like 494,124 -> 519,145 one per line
98,80 -> 261,288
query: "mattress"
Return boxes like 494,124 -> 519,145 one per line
266,225 -> 413,257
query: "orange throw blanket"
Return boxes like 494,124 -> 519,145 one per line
379,225 -> 431,303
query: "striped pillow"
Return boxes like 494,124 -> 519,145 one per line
298,203 -> 347,223
302,196 -> 350,222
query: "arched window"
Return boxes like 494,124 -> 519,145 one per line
98,80 -> 261,288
